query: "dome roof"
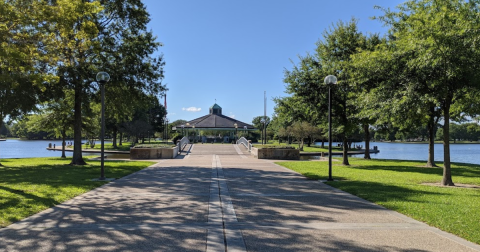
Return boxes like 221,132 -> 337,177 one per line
209,103 -> 222,109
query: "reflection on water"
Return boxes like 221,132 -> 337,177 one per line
315,141 -> 480,165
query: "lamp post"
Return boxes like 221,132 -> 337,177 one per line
260,119 -> 265,145
186,123 -> 190,140
192,124 -> 195,142
325,75 -> 337,181
234,123 -> 238,143
166,118 -> 169,142
181,124 -> 185,136
96,71 -> 110,180
244,126 -> 247,138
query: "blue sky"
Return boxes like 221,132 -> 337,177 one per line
143,0 -> 405,124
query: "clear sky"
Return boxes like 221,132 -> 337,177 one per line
142,0 -> 405,124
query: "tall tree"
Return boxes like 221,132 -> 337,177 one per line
41,0 -> 165,165
0,0 -> 57,165
376,0 -> 480,185
314,19 -> 368,165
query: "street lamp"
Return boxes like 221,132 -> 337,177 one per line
192,124 -> 195,142
325,75 -> 337,181
186,123 -> 190,140
165,118 -> 169,142
260,119 -> 265,145
234,123 -> 238,143
181,124 -> 185,136
244,126 -> 247,138
96,71 -> 110,180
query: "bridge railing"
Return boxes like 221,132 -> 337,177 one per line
237,137 -> 251,152
177,136 -> 190,152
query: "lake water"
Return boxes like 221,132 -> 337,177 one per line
315,141 -> 480,165
0,139 -> 97,159
1,139 -> 479,165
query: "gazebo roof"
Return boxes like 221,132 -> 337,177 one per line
210,103 -> 222,109
178,103 -> 255,130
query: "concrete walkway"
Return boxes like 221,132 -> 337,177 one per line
1,144 -> 480,251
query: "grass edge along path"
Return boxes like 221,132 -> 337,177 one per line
0,157 -> 155,228
276,158 -> 480,245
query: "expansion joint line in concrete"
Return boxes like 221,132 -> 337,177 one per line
206,155 -> 246,252
233,144 -> 247,158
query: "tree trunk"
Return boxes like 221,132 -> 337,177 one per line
321,138 -> 325,148
298,139 -> 304,151
426,106 -> 437,167
342,135 -> 349,165
61,130 -> 66,158
442,102 -> 454,186
70,82 -> 86,165
112,128 -> 118,149
119,132 -> 123,146
364,124 -> 371,159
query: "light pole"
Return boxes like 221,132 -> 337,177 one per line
244,126 -> 247,138
234,123 -> 238,143
325,75 -> 337,181
181,124 -> 185,136
192,124 -> 195,142
96,71 -> 110,180
261,119 -> 265,145
186,123 -> 190,140
166,118 -> 169,142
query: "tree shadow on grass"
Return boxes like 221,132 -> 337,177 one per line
326,180 -> 447,206
350,158 -> 480,178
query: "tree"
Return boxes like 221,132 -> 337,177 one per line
252,116 -> 270,142
290,122 -> 308,151
376,0 -> 480,185
39,0 -> 165,165
120,95 -> 166,145
313,19 -> 369,165
29,91 -> 75,158
0,0 -> 58,165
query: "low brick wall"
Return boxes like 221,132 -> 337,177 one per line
251,147 -> 299,160
130,146 -> 179,159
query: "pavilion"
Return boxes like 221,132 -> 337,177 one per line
176,103 -> 256,143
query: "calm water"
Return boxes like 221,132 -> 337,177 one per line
1,139 -> 479,165
315,141 -> 480,165
0,139 -> 97,159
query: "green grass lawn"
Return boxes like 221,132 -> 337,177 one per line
277,158 -> 480,245
0,157 -> 155,227
88,142 -> 132,151
88,141 -> 175,151
252,142 -> 342,152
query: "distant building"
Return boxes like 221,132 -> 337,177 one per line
176,103 -> 255,143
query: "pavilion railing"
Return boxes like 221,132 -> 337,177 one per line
237,137 -> 251,152
178,136 -> 190,152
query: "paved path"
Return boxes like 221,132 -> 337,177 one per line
1,144 -> 480,251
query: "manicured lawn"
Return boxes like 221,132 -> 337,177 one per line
89,142 -> 132,151
252,142 -> 342,152
88,141 -> 175,151
0,157 -> 155,227
277,158 -> 480,245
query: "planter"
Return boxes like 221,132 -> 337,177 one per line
130,146 -> 179,159
251,147 -> 299,160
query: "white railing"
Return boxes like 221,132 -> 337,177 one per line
178,136 -> 190,152
237,137 -> 252,152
